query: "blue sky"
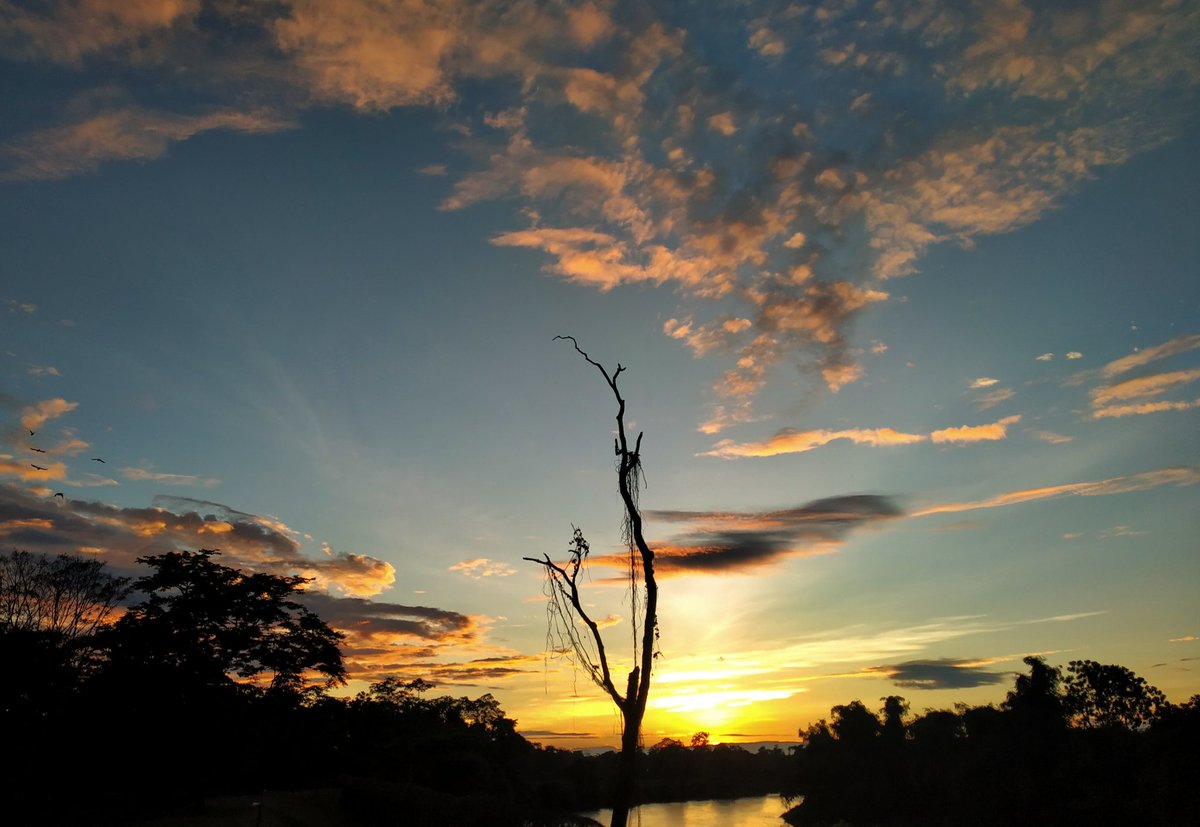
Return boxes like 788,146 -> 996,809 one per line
2,0 -> 1198,746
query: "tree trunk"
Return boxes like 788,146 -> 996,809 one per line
610,683 -> 643,827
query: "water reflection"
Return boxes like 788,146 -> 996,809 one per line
580,794 -> 791,826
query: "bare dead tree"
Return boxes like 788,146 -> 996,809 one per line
0,549 -> 131,664
525,336 -> 659,827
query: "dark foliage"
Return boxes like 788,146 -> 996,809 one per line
784,656 -> 1197,826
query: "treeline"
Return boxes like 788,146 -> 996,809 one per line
784,656 -> 1200,825
6,549 -> 1197,825
1,548 -> 785,826
0,548 -> 590,826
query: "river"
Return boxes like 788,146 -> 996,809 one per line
579,794 -> 793,826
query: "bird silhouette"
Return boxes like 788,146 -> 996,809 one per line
31,447 -> 47,453
31,464 -> 47,471
29,429 -> 36,436
91,457 -> 106,463
54,492 -> 64,500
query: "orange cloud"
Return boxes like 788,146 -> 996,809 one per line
914,465 -> 1200,517
930,414 -> 1021,444
1090,369 -> 1200,406
0,0 -> 199,65
0,460 -> 68,481
1102,334 -> 1200,378
708,111 -> 737,135
1092,398 -> 1200,419
2,107 -> 293,181
703,427 -> 926,459
20,398 -> 78,433
704,413 -> 1024,458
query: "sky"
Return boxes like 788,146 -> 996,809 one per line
1,0 -> 1198,749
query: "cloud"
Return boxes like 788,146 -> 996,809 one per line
1032,430 -> 1073,444
914,465 -> 1200,517
3,1 -> 1198,430
0,0 -> 200,65
1090,369 -> 1200,407
703,427 -> 926,459
0,485 -> 396,597
1066,351 -> 1083,360
449,557 -> 517,578
122,467 -> 220,487
1087,346 -> 1200,417
0,460 -> 68,482
1102,334 -> 1200,378
930,414 -> 1020,444
706,414 -> 1022,458
286,592 -> 534,685
707,111 -> 737,136
586,494 -> 902,576
969,377 -> 999,389
974,387 -> 1015,410
2,105 -> 294,181
20,398 -> 78,433
866,658 -> 1009,690
27,365 -> 60,377
1092,398 -> 1200,419
1036,353 -> 1054,361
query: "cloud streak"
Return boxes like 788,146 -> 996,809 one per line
914,466 -> 1200,517
703,414 -> 1021,459
585,495 -> 902,576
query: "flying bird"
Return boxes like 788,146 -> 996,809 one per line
31,464 -> 47,471
29,429 -> 35,436
31,447 -> 47,453
54,492 -> 64,500
91,457 -> 106,463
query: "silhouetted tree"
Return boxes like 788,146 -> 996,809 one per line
525,337 -> 659,827
1063,658 -> 1166,730
102,548 -> 345,692
1002,655 -> 1066,731
880,695 -> 909,742
0,549 -> 130,715
0,548 -> 130,646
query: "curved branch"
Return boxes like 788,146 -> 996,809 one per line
523,553 -> 624,706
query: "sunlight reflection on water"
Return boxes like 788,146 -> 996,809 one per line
580,794 -> 791,826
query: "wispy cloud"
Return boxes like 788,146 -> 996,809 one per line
449,557 -> 517,578
122,467 -> 220,487
1031,430 -> 1073,445
19,398 -> 77,433
0,0 -> 199,65
1091,369 -> 1200,407
914,466 -> 1200,517
704,414 -> 1022,459
1092,398 -> 1200,419
584,495 -> 902,576
974,387 -> 1015,410
1083,334 -> 1200,418
703,427 -> 926,459
2,105 -> 294,181
1102,334 -> 1200,378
